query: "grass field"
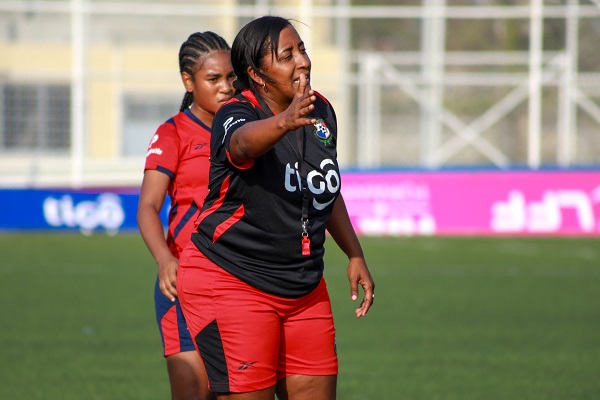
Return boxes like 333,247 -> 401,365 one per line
0,233 -> 599,399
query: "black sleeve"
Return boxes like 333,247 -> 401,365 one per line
211,100 -> 258,168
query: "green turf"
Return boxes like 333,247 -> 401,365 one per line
0,233 -> 599,399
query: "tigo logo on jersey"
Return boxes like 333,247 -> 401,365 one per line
313,119 -> 332,146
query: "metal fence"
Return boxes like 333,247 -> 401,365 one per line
1,0 -> 599,188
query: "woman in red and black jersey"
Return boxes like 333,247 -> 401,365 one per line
178,16 -> 375,400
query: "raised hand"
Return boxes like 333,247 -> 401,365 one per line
281,73 -> 317,131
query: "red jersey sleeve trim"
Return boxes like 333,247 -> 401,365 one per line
226,149 -> 254,170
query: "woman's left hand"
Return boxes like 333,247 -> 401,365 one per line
347,257 -> 375,318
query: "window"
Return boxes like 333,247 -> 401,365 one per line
1,84 -> 70,151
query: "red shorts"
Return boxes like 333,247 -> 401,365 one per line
177,244 -> 338,393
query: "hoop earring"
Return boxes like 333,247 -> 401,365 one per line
262,82 -> 268,93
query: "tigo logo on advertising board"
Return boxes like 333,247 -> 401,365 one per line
43,193 -> 126,235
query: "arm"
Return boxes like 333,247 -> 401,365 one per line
326,194 -> 375,318
228,74 -> 316,165
137,170 -> 178,302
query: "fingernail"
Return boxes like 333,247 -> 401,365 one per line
352,294 -> 357,301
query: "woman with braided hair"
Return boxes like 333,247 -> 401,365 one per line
137,31 -> 235,400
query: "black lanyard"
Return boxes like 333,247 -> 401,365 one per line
296,126 -> 312,255
254,93 -> 312,255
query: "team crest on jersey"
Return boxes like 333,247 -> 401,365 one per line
313,119 -> 332,146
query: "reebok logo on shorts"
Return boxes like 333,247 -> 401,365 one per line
238,361 -> 257,370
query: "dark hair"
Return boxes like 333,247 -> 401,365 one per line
230,16 -> 292,94
178,31 -> 230,112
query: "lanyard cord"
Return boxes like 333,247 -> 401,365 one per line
297,127 -> 310,237
253,93 -> 311,238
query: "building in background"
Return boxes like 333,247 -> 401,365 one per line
0,0 -> 599,189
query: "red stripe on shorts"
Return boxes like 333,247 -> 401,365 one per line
161,306 -> 181,356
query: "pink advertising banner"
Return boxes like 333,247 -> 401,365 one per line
341,171 -> 600,236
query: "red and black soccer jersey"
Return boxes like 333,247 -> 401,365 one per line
144,109 -> 211,258
192,89 -> 341,298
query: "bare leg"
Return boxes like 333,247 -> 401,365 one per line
275,375 -> 337,400
166,350 -> 215,400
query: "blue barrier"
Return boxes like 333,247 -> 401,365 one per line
0,188 -> 169,234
